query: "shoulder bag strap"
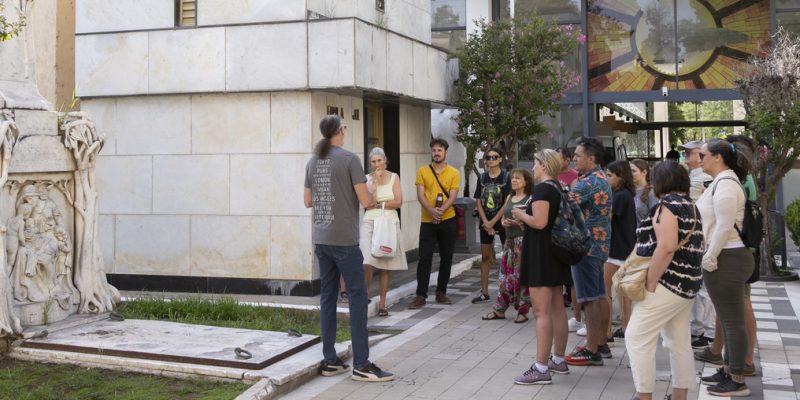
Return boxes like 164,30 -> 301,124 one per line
429,164 -> 450,199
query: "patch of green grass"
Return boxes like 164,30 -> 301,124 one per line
0,358 -> 248,400
119,296 -> 351,342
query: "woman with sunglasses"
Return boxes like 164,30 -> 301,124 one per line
473,148 -> 510,304
696,139 -> 754,397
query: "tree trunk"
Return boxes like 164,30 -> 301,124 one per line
758,189 -> 774,277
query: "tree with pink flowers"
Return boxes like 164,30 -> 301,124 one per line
452,12 -> 583,165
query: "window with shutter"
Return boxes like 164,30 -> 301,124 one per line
177,0 -> 196,27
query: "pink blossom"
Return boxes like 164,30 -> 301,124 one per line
578,34 -> 586,44
495,71 -> 501,78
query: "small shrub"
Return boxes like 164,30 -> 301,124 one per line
787,197 -> 800,248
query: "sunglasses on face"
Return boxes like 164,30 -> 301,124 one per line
485,155 -> 500,161
699,152 -> 707,160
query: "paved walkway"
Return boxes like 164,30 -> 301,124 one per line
284,266 -> 800,400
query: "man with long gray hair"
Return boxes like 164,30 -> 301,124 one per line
304,114 -> 394,382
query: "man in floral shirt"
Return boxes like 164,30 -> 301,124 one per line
564,137 -> 612,367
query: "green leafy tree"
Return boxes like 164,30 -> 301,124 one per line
451,12 -> 582,165
0,0 -> 25,41
737,28 -> 800,276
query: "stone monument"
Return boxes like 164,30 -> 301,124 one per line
0,0 -> 118,337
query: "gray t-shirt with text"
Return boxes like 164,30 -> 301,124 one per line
304,146 -> 366,246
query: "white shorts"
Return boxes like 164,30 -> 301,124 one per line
606,258 -> 625,267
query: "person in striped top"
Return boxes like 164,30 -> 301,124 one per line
624,160 -> 704,400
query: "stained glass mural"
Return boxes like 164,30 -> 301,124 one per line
588,0 -> 770,92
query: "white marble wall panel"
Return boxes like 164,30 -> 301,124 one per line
96,155 -> 153,214
226,24 -> 308,91
114,215 -> 191,275
230,154 -> 310,216
400,204 -> 421,253
412,42 -> 429,100
310,92 -> 364,155
148,28 -> 226,93
270,92 -> 312,153
308,19 -> 356,88
115,96 -> 191,155
387,34 -> 414,95
152,155 -> 229,214
427,49 -> 449,102
384,0 -> 431,43
76,0 -> 173,34
99,215 -> 115,273
270,216 -> 313,280
191,93 -> 271,154
354,22 -> 387,91
402,104 -> 429,154
81,99 -> 118,155
307,0 -> 355,18
190,216 -> 270,278
75,32 -> 148,97
198,0 -> 305,26
399,153 -> 421,212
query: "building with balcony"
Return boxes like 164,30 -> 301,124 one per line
75,0 -> 454,295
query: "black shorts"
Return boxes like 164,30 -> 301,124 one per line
479,220 -> 506,245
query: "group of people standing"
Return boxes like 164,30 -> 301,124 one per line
472,137 -> 758,398
305,113 -> 760,397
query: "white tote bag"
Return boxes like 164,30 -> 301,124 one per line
371,203 -> 397,258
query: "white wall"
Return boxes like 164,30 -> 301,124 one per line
85,92 -> 433,281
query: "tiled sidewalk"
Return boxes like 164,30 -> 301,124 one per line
285,267 -> 800,400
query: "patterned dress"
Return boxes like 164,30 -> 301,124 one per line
493,194 -> 531,316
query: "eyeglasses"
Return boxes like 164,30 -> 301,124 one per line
485,155 -> 500,161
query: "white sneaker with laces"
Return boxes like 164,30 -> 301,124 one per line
576,326 -> 587,337
568,317 -> 583,333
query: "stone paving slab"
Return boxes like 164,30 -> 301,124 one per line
283,267 -> 800,399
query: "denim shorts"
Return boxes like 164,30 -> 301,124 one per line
571,256 -> 606,303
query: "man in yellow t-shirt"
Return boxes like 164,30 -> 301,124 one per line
408,138 -> 460,310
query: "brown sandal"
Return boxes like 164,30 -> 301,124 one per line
514,314 -> 529,323
377,308 -> 389,317
482,310 -> 505,320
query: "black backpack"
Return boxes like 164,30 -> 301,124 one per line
712,177 -> 764,249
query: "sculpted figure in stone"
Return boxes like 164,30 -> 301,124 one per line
9,185 -> 66,305
0,113 -> 20,336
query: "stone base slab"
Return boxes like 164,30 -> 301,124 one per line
20,319 -> 320,370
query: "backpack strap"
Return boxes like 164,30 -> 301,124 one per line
710,175 -> 746,238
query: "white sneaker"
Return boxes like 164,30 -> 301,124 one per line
576,326 -> 587,336
568,317 -> 583,333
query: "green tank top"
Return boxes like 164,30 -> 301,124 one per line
503,194 -> 531,238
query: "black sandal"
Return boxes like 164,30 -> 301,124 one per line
377,308 -> 389,317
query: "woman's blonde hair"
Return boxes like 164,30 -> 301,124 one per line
534,149 -> 562,180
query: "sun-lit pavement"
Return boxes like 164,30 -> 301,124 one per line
282,265 -> 800,400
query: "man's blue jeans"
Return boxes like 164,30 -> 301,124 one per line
315,244 -> 369,368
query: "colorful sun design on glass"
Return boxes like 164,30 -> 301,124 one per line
588,0 -> 770,92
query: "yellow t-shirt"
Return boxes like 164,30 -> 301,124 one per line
415,164 -> 460,223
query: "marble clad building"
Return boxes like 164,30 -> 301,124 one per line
75,0 -> 455,295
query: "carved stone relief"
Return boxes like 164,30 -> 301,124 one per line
6,181 -> 78,325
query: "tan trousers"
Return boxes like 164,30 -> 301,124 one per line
625,284 -> 695,393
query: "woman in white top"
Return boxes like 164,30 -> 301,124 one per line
360,147 -> 407,317
695,138 -> 754,397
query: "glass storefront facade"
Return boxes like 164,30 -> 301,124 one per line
504,1 -> 788,152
